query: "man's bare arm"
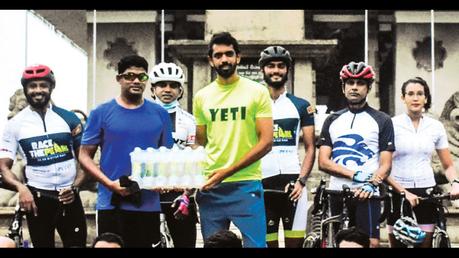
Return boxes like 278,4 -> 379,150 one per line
201,117 -> 273,190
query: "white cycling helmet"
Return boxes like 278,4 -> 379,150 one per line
393,216 -> 426,246
150,62 -> 185,85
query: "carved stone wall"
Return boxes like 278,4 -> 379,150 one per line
432,91 -> 459,208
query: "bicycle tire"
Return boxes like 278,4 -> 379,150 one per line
432,231 -> 451,248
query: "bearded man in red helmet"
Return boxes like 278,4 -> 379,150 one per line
0,64 -> 87,247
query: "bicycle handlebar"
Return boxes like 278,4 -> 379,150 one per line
419,193 -> 451,202
322,187 -> 386,200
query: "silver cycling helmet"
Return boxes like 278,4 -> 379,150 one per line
393,216 -> 426,246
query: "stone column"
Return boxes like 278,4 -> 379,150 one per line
293,59 -> 315,106
192,59 -> 212,98
366,19 -> 380,110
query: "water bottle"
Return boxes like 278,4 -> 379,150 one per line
194,146 -> 207,187
143,147 -> 156,188
157,147 -> 169,187
180,148 -> 192,188
168,146 -> 180,188
130,147 -> 143,186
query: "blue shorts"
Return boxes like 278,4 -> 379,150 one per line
196,180 -> 267,248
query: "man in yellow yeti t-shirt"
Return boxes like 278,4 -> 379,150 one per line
193,32 -> 273,248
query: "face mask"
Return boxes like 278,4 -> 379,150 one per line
154,98 -> 178,113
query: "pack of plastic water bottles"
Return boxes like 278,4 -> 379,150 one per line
129,146 -> 207,190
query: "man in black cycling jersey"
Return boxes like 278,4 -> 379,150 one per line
317,61 -> 395,248
0,64 -> 87,247
259,46 -> 316,248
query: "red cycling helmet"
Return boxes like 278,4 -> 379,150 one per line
21,64 -> 56,87
339,61 -> 375,83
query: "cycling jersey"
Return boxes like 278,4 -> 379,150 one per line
391,113 -> 448,188
317,103 -> 395,192
261,92 -> 314,178
169,106 -> 196,149
0,105 -> 82,191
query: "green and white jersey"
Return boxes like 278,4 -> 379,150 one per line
193,76 -> 272,183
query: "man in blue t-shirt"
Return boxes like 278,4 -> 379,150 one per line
79,55 -> 173,248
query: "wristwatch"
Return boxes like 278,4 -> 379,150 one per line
296,176 -> 307,187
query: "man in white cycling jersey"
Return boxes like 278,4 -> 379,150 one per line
150,62 -> 198,248
317,61 -> 395,248
259,46 -> 316,248
0,64 -> 87,247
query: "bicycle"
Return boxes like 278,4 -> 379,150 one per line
393,188 -> 451,248
6,204 -> 28,248
303,179 -> 353,248
303,179 -> 386,248
152,202 -> 174,248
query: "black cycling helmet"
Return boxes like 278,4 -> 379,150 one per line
258,46 -> 292,68
339,61 -> 375,84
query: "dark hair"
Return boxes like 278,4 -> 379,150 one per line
117,55 -> 148,74
207,32 -> 240,58
204,230 -> 242,248
92,232 -> 124,248
401,76 -> 432,112
335,227 -> 370,248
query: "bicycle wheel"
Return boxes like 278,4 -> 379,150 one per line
432,231 -> 451,248
303,233 -> 321,248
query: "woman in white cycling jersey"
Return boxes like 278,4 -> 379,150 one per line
385,77 -> 459,248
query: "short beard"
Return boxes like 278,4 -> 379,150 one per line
125,91 -> 143,103
347,96 -> 366,106
25,93 -> 51,109
215,63 -> 236,79
263,73 -> 288,89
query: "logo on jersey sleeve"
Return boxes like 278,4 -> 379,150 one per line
332,134 -> 375,166
19,133 -> 74,166
273,118 -> 298,146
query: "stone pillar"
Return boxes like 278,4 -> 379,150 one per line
293,59 -> 316,106
192,59 -> 212,98
367,21 -> 380,110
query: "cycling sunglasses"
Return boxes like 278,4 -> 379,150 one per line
118,72 -> 149,82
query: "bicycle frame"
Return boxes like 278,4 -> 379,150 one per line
305,180 -> 386,248
7,204 -> 25,248
153,202 -> 174,248
322,186 -> 353,248
419,193 -> 451,248
393,189 -> 451,248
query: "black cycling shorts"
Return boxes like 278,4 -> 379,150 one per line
25,186 -> 87,247
387,187 -> 436,226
